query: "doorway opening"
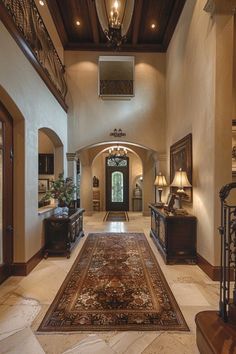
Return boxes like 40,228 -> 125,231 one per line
0,101 -> 13,284
106,156 -> 129,211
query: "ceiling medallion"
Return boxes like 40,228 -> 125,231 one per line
95,0 -> 134,49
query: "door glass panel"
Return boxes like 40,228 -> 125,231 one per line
112,171 -> 123,202
0,149 -> 3,265
107,157 -> 127,167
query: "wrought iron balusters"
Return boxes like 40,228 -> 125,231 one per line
219,182 -> 236,323
1,0 -> 67,103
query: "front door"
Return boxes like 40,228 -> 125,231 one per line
0,102 -> 13,284
106,156 -> 129,211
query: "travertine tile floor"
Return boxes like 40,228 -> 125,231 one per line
0,212 -> 219,354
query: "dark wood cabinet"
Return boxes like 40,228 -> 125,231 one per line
44,208 -> 85,258
39,153 -> 54,175
149,204 -> 197,264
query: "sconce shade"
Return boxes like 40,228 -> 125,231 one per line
95,0 -> 134,48
154,173 -> 167,188
171,168 -> 191,191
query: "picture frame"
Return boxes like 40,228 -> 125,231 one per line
170,133 -> 192,203
164,193 -> 176,212
232,120 -> 236,177
38,178 -> 49,193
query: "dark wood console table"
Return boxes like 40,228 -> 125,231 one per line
44,208 -> 85,258
149,204 -> 197,264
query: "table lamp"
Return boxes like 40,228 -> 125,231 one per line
170,168 -> 191,209
154,172 -> 167,206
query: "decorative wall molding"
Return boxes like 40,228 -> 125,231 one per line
0,0 -> 68,112
204,0 -> 236,15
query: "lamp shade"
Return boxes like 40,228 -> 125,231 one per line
95,0 -> 134,37
154,173 -> 167,187
170,168 -> 191,190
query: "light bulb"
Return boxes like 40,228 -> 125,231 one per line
114,1 -> 119,10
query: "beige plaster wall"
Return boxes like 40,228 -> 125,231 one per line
0,22 -> 67,262
166,0 -> 233,265
38,130 -> 55,153
65,51 -> 166,153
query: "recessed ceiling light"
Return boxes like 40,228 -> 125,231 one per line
39,0 -> 45,6
76,20 -> 81,26
151,23 -> 156,29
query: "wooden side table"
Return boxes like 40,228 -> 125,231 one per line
44,208 -> 85,258
149,203 -> 197,264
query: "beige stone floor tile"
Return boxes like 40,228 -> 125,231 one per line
107,331 -> 159,354
0,277 -> 23,304
0,327 -> 45,354
0,213 -> 219,353
62,334 -> 116,354
142,332 -> 199,354
0,301 -> 41,341
180,305 -> 217,333
170,283 -> 210,306
36,334 -> 89,354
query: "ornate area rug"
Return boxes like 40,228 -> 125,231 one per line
38,233 -> 189,332
104,211 -> 129,221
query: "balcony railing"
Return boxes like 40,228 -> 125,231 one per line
0,0 -> 67,111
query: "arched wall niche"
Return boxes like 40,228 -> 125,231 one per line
38,127 -> 64,178
0,85 -> 25,262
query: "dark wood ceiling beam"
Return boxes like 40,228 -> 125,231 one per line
86,0 -> 100,44
132,0 -> 143,45
47,0 -> 69,47
65,42 -> 164,52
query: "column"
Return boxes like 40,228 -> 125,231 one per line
66,152 -> 77,205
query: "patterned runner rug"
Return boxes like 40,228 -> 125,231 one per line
104,211 -> 129,221
38,233 -> 189,332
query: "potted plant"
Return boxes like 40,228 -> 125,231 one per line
42,173 -> 78,207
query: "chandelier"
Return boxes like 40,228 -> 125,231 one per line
95,0 -> 135,49
108,146 -> 128,164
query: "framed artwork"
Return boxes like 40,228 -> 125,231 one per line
170,134 -> 192,203
232,120 -> 236,177
164,193 -> 175,212
38,178 -> 49,193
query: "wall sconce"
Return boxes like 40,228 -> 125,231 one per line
154,172 -> 167,206
170,168 -> 191,209
110,128 -> 126,138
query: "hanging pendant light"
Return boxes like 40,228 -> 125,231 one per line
95,0 -> 134,49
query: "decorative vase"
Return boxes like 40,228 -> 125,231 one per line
134,185 -> 142,197
58,199 -> 68,208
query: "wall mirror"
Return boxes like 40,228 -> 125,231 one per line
98,56 -> 134,99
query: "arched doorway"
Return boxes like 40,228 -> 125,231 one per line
0,101 -> 13,283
